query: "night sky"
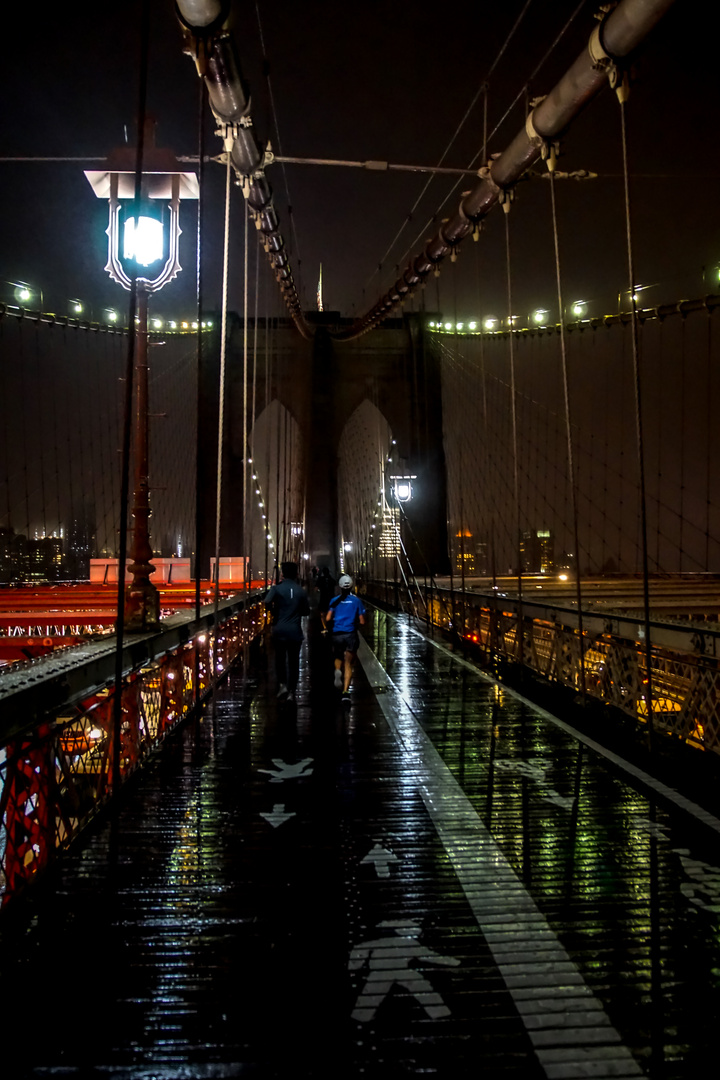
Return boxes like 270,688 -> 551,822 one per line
1,1 -> 717,324
1,1 -> 719,572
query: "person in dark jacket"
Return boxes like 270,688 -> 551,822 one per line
263,562 -> 309,703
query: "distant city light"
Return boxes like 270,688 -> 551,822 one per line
169,320 -> 177,329
484,317 -> 497,330
105,309 -> 118,323
152,318 -> 163,329
444,321 -> 452,330
468,321 -> 477,330
70,299 -> 83,314
456,321 -> 464,330
572,301 -> 586,317
533,309 -> 548,324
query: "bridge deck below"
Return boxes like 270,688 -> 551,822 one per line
2,609 -> 720,1078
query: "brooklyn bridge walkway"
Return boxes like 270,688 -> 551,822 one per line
3,608 -> 720,1080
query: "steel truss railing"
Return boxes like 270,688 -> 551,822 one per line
0,594 -> 267,908
364,581 -> 720,757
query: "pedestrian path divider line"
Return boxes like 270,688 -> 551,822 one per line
405,617 -> 720,840
358,636 -> 645,1079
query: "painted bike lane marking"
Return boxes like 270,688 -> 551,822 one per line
359,637 -> 643,1079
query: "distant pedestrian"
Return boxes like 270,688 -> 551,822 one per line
325,574 -> 366,704
263,561 -> 309,703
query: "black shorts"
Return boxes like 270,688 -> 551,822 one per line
332,630 -> 359,658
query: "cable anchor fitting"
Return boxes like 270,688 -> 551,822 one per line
525,106 -> 560,172
498,188 -> 515,215
588,20 -> 630,103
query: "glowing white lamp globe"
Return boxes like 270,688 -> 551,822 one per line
123,215 -> 164,267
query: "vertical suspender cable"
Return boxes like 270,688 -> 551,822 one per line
275,384 -> 281,575
705,312 -> 713,570
548,170 -> 586,700
213,150 -> 233,676
264,302 -> 271,585
505,209 -> 523,661
620,98 -> 654,743
249,240 -> 260,590
112,0 -> 149,792
619,93 -> 662,1080
242,196 -> 249,598
194,79 -> 206,629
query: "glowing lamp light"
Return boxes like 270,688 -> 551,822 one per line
444,321 -> 452,330
484,317 -> 497,330
13,283 -> 33,303
572,301 -> 585,317
152,318 -> 163,329
456,321 -> 464,330
533,309 -> 548,324
558,572 -> 569,582
123,213 -> 164,266
468,321 -> 477,330
84,121 -> 198,294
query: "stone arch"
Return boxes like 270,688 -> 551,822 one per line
337,400 -> 393,575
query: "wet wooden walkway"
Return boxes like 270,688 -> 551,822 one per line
2,607 -> 720,1078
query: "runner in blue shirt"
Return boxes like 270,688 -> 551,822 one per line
325,574 -> 366,704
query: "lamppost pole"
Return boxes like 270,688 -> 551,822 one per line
124,285 -> 159,629
84,126 -> 198,633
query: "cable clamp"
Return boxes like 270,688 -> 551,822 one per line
588,18 -> 629,102
477,163 -> 501,194
216,123 -> 238,153
498,188 -> 514,214
525,106 -> 559,172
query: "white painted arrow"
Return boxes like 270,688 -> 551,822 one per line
260,804 -> 296,828
361,842 -> 399,878
258,757 -> 314,783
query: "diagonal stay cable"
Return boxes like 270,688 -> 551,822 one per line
255,0 -> 304,305
392,0 -> 587,282
364,0 -> 536,295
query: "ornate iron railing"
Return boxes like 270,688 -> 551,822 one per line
364,581 -> 720,756
0,595 -> 266,907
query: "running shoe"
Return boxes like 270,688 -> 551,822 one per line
334,668 -> 343,690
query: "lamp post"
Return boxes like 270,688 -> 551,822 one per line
85,122 -> 198,631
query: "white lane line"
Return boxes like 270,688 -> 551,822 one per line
400,615 -> 720,839
359,637 -> 644,1080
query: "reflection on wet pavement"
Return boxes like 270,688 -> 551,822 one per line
1,608 -> 719,1078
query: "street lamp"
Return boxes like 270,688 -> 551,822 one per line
84,121 -> 198,631
390,474 -> 416,503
